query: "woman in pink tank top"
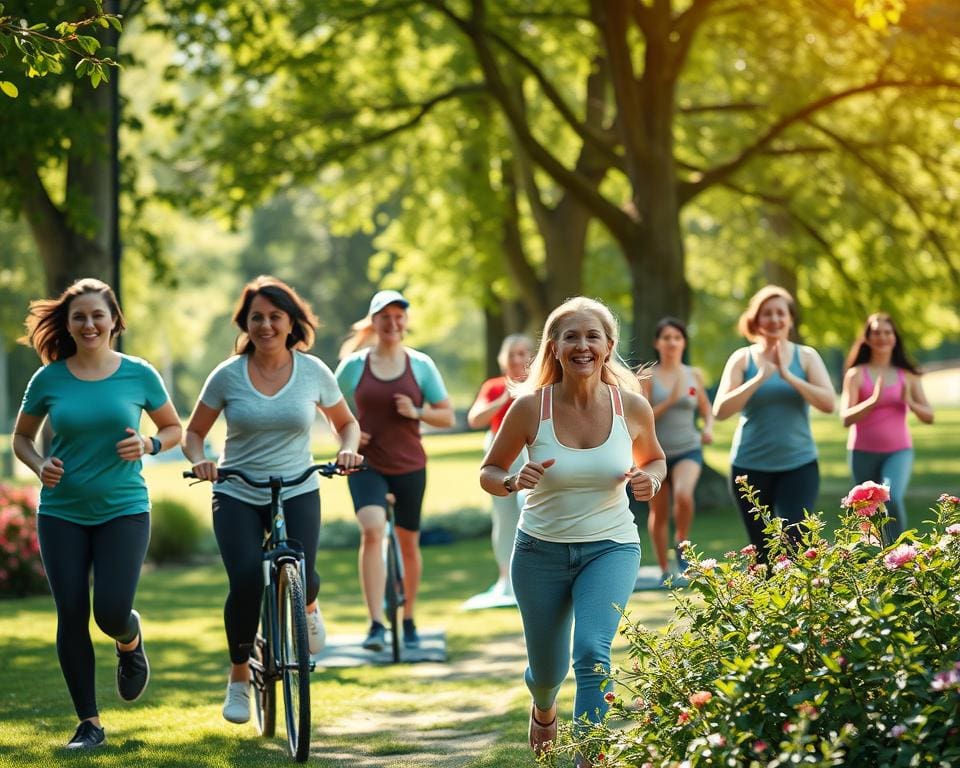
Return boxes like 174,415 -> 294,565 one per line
840,313 -> 934,540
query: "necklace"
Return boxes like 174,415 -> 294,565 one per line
251,355 -> 292,381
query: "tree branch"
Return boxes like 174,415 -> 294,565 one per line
485,29 -> 621,167
683,78 -> 960,203
809,119 -> 960,290
429,0 -> 635,243
721,179 -> 869,318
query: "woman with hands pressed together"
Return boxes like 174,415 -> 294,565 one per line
479,297 -> 665,766
712,285 -> 835,564
840,313 -> 933,541
12,278 -> 181,749
335,289 -> 454,652
182,276 -> 362,726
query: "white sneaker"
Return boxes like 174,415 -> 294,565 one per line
306,606 -> 326,654
223,681 -> 251,724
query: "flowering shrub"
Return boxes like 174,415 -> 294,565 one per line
545,484 -> 960,767
0,484 -> 46,597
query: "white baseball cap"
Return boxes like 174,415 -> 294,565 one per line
368,289 -> 410,316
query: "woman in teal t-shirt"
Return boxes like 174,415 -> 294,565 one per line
12,278 -> 181,750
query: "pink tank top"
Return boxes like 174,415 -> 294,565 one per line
848,367 -> 911,453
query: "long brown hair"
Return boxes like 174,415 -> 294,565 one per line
843,312 -> 920,375
232,275 -> 318,354
19,278 -> 126,364
519,297 -> 641,395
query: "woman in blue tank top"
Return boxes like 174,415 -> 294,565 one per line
712,286 -> 835,564
480,297 -> 665,766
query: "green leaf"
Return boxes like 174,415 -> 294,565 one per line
76,35 -> 100,55
0,80 -> 18,98
90,69 -> 102,88
108,16 -> 122,33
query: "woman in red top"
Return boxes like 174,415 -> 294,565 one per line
467,334 -> 534,600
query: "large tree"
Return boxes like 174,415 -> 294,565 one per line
0,1 -> 136,295
156,0 -> 960,359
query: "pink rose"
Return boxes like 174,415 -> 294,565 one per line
689,690 -> 712,708
842,481 -> 890,517
883,543 -> 918,570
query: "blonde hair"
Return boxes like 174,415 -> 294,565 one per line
737,285 -> 798,342
338,316 -> 377,359
496,333 -> 534,373
518,297 -> 641,395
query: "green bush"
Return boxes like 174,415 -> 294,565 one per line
0,484 -> 46,597
148,498 -> 205,564
548,484 -> 960,767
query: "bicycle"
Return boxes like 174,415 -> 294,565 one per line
382,492 -> 406,663
183,462 -> 354,762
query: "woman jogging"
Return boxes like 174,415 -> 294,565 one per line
336,289 -> 454,651
182,275 -> 362,725
840,312 -> 934,540
467,333 -> 534,601
640,317 -> 713,583
12,278 -> 181,749
479,296 -> 665,766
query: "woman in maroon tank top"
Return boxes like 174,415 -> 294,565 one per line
335,290 -> 455,651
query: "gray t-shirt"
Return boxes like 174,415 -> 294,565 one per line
199,351 -> 344,505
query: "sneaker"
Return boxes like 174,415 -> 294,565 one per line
658,571 -> 672,588
65,720 -> 105,749
306,606 -> 326,654
402,618 -> 420,648
116,609 -> 150,702
361,621 -> 386,652
675,545 -> 690,574
223,681 -> 251,724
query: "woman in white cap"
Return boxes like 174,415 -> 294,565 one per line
336,289 -> 455,650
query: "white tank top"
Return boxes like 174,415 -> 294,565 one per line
519,384 -> 640,544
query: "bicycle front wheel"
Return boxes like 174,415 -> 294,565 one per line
278,562 -> 311,762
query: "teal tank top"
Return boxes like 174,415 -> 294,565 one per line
730,346 -> 817,472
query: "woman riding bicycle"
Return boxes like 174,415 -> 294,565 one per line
335,289 -> 454,651
182,276 -> 362,725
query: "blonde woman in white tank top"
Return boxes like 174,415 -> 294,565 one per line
480,297 -> 665,766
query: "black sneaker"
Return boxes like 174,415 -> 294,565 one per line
402,618 -> 420,648
361,621 -> 386,651
65,720 -> 105,749
116,609 -> 150,702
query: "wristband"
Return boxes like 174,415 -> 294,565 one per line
149,436 -> 162,455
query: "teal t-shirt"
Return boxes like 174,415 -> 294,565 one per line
20,354 -> 171,524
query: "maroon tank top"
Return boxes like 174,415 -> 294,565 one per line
354,353 -> 426,474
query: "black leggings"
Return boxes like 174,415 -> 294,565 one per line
212,491 -> 321,665
37,512 -> 150,720
730,461 -> 819,564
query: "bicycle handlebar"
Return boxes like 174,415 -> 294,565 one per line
182,462 -> 362,488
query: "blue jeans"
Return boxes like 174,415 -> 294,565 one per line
850,448 -> 914,541
511,529 -> 641,727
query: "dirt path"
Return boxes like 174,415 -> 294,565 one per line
311,635 -> 529,767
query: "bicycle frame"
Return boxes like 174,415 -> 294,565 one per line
184,462 -> 356,762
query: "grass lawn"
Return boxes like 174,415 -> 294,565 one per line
0,408 -> 956,765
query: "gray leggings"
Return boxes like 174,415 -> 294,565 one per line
38,512 -> 150,720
